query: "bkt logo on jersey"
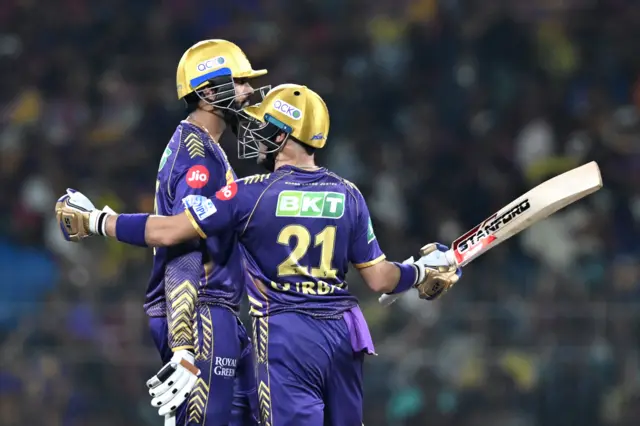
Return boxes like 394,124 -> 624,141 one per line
196,56 -> 226,72
273,100 -> 302,120
276,191 -> 345,219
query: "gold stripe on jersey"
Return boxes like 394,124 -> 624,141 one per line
247,294 -> 264,317
168,280 -> 197,347
188,377 -> 209,424
185,133 -> 206,159
354,254 -> 386,269
241,173 -> 271,185
225,168 -> 234,184
255,316 -> 273,426
184,208 -> 207,239
203,260 -> 214,287
196,306 -> 213,361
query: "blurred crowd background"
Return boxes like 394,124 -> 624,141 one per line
1,0 -> 639,425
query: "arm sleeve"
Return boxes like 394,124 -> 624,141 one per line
164,142 -> 227,352
348,191 -> 386,269
184,180 -> 248,238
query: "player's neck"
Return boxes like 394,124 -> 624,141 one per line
274,152 -> 318,171
187,109 -> 225,143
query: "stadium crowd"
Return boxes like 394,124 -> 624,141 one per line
1,0 -> 639,425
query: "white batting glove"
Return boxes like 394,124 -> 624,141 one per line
56,188 -> 111,241
412,243 -> 461,300
411,243 -> 458,282
147,350 -> 200,416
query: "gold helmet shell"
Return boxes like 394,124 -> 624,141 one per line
176,39 -> 267,100
242,84 -> 329,149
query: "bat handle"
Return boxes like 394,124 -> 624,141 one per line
379,292 -> 401,306
164,413 -> 176,426
444,250 -> 457,267
377,250 -> 458,307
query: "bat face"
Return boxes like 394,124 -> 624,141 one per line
450,161 -> 602,267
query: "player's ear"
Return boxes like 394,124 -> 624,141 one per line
198,88 -> 216,111
275,132 -> 287,144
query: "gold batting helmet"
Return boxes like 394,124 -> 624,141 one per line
238,84 -> 329,159
176,39 -> 268,110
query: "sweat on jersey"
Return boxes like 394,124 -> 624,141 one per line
144,121 -> 250,349
183,165 -> 386,319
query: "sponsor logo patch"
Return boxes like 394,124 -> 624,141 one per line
215,182 -> 238,201
186,165 -> 209,189
276,191 -> 345,219
182,194 -> 217,221
196,56 -> 226,72
158,147 -> 172,171
273,99 -> 302,120
366,217 -> 376,243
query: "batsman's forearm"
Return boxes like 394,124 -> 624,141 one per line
359,260 -> 410,293
104,213 -> 198,247
165,252 -> 201,352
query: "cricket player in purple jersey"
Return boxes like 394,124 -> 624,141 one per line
108,40 -> 268,426
56,84 -> 462,426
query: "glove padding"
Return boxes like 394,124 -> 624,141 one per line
55,188 -> 111,242
147,350 -> 200,417
413,243 -> 461,300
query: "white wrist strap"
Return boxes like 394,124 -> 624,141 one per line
88,210 -> 109,236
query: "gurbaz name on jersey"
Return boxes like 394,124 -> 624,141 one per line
268,279 -> 346,295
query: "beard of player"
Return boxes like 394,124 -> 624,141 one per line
192,77 -> 253,140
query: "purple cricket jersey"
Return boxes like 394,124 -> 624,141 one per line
144,121 -> 247,319
184,165 -> 386,319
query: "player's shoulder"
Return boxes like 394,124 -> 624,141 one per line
176,121 -> 215,159
231,173 -> 274,198
323,171 -> 364,201
236,173 -> 273,186
165,122 -> 230,174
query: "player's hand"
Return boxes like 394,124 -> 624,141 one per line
413,243 -> 462,300
147,349 -> 200,416
55,188 -> 105,242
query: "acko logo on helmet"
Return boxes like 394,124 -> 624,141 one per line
273,100 -> 302,120
196,56 -> 226,72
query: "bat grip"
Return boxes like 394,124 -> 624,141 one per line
379,292 -> 401,306
165,413 -> 176,426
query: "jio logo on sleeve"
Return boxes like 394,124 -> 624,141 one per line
186,165 -> 210,189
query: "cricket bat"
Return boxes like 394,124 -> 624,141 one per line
165,414 -> 176,426
379,161 -> 603,306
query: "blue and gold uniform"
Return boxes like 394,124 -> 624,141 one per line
183,85 -> 378,426
145,39 -> 267,426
